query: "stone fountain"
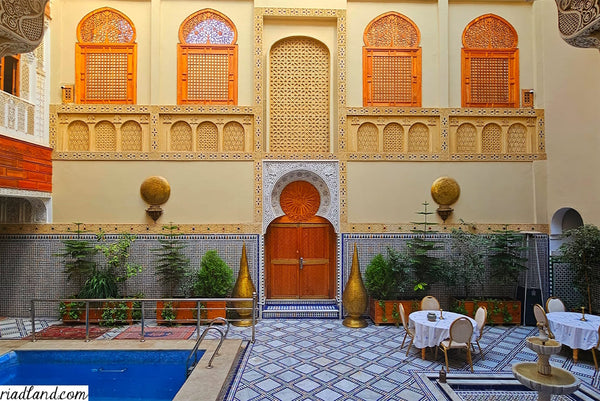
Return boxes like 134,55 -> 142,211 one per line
512,324 -> 580,401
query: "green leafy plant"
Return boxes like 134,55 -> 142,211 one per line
159,301 -> 176,325
193,250 -> 234,298
96,230 -> 143,283
78,269 -> 119,299
58,301 -> 85,320
54,222 -> 98,287
152,224 -> 190,297
488,226 -> 528,286
100,301 -> 129,326
407,202 -> 445,295
556,224 -> 600,314
446,227 -> 488,298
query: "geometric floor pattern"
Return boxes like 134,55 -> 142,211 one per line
2,318 -> 600,400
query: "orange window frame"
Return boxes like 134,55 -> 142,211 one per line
177,44 -> 238,105
0,55 -> 20,96
363,47 -> 421,107
75,43 -> 137,104
462,48 -> 519,108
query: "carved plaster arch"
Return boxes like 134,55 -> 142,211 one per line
262,161 -> 339,233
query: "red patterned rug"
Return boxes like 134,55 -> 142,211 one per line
25,325 -> 111,340
115,326 -> 196,340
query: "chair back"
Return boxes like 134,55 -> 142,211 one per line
474,306 -> 487,336
399,302 -> 409,330
449,317 -> 473,344
545,297 -> 566,313
533,303 -> 548,326
420,296 -> 440,311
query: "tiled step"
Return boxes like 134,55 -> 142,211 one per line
262,299 -> 340,319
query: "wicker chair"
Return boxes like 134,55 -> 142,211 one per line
472,306 -> 487,359
399,303 -> 415,356
420,296 -> 440,311
533,303 -> 555,339
545,297 -> 566,313
436,317 -> 474,372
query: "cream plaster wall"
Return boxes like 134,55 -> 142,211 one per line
50,0 -> 152,104
52,161 -> 254,224
49,0 -> 254,106
347,162 -> 537,224
346,1 -> 440,107
535,0 -> 600,226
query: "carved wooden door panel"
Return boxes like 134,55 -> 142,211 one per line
267,222 -> 331,299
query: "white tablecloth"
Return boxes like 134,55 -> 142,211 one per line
547,312 -> 600,350
409,310 -> 478,349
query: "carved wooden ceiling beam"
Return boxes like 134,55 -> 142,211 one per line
555,0 -> 600,49
0,0 -> 49,58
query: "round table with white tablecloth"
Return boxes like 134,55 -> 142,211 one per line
546,311 -> 600,363
409,310 -> 478,359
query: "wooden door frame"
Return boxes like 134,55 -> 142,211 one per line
265,215 -> 337,299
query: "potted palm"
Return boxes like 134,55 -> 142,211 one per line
193,250 -> 234,321
152,224 -> 193,325
365,247 -> 414,325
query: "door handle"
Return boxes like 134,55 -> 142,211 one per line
299,257 -> 304,270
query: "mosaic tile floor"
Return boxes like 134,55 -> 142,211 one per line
1,318 -> 599,400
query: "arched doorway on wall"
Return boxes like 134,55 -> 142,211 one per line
550,207 -> 584,254
265,180 -> 336,299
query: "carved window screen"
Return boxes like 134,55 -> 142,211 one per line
177,9 -> 237,105
0,55 -> 20,96
462,14 -> 519,108
363,13 -> 421,107
75,8 -> 137,104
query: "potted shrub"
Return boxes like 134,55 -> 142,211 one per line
365,247 -> 414,325
406,202 -> 445,297
193,250 -> 234,321
152,224 -> 194,325
55,223 -> 100,323
476,226 -> 527,324
555,224 -> 600,314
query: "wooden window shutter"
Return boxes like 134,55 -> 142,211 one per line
177,9 -> 238,105
75,8 -> 137,104
462,14 -> 519,108
362,12 -> 421,107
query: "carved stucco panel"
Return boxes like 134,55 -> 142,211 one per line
262,160 -> 340,233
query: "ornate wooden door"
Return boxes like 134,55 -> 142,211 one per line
266,180 -> 334,299
267,221 -> 332,299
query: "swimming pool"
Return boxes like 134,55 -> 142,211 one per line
0,349 -> 205,401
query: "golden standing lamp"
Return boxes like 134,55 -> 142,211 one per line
140,176 -> 171,222
430,177 -> 460,222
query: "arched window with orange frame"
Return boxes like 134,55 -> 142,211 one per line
462,14 -> 519,108
177,9 -> 238,105
363,12 -> 422,107
75,7 -> 137,104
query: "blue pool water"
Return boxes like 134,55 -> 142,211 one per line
0,350 -> 205,401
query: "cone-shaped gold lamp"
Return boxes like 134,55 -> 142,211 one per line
231,243 -> 256,327
342,243 -> 368,328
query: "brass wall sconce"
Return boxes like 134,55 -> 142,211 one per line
430,176 -> 460,222
140,176 -> 171,222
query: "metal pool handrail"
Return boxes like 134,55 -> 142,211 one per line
29,293 -> 257,342
186,319 -> 228,374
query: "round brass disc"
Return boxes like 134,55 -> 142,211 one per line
431,176 -> 460,205
140,176 -> 171,205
